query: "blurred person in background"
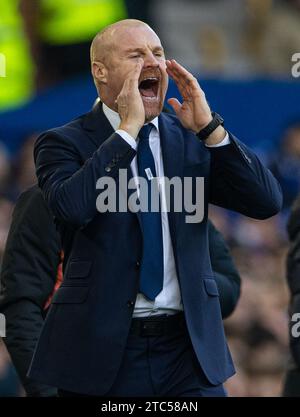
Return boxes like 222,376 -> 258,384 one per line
151,0 -> 298,78
0,133 -> 39,203
270,121 -> 300,210
283,194 -> 300,397
0,144 -> 11,195
239,0 -> 300,77
260,0 -> 300,76
20,0 -> 128,90
11,133 -> 39,199
0,198 -> 13,264
209,204 -> 289,397
237,0 -> 300,78
150,0 -> 273,77
0,185 -> 62,397
0,185 -> 241,396
224,275 -> 289,396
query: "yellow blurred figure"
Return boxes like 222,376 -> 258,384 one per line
39,0 -> 127,45
20,0 -> 127,89
0,0 -> 34,111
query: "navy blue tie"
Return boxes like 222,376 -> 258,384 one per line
137,124 -> 164,301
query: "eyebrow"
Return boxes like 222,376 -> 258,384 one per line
124,46 -> 164,54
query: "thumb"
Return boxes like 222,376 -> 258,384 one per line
167,98 -> 182,115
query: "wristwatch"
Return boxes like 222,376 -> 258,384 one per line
196,112 -> 224,141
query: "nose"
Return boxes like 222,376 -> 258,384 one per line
143,52 -> 159,68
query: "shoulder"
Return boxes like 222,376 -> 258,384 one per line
33,111 -> 92,162
38,112 -> 88,143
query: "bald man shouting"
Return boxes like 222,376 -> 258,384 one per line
28,19 -> 282,397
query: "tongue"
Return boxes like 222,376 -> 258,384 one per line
139,87 -> 156,97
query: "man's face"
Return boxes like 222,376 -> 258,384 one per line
103,25 -> 168,122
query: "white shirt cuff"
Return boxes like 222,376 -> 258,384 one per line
205,132 -> 230,147
116,129 -> 137,151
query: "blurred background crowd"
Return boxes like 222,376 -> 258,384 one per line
0,0 -> 299,397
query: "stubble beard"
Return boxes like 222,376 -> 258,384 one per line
143,99 -> 163,123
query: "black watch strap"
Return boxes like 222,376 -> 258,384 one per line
196,112 -> 224,141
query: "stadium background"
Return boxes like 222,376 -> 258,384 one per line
0,0 -> 299,397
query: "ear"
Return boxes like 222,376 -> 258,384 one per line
92,61 -> 107,84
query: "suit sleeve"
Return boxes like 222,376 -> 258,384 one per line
208,221 -> 241,319
208,133 -> 283,219
0,187 -> 60,396
34,130 -> 136,227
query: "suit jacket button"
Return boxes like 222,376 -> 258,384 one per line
105,166 -> 111,173
135,261 -> 140,269
127,300 -> 134,308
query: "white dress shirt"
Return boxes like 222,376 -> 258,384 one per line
102,102 -> 229,317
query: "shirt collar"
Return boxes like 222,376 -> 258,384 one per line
102,101 -> 159,133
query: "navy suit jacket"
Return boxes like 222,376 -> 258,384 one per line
28,103 -> 282,395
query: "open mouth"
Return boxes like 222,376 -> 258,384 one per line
138,77 -> 159,99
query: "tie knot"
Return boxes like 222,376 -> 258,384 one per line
139,124 -> 153,141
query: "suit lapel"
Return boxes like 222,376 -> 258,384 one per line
159,113 -> 185,247
82,102 -> 114,148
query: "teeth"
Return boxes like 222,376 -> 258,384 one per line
140,77 -> 158,82
142,96 -> 159,101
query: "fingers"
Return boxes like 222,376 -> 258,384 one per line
167,98 -> 182,115
166,59 -> 193,82
116,61 -> 143,105
116,61 -> 145,135
131,60 -> 143,83
166,59 -> 201,98
123,61 -> 143,89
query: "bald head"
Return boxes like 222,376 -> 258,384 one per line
90,19 -> 152,65
90,19 -> 168,121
